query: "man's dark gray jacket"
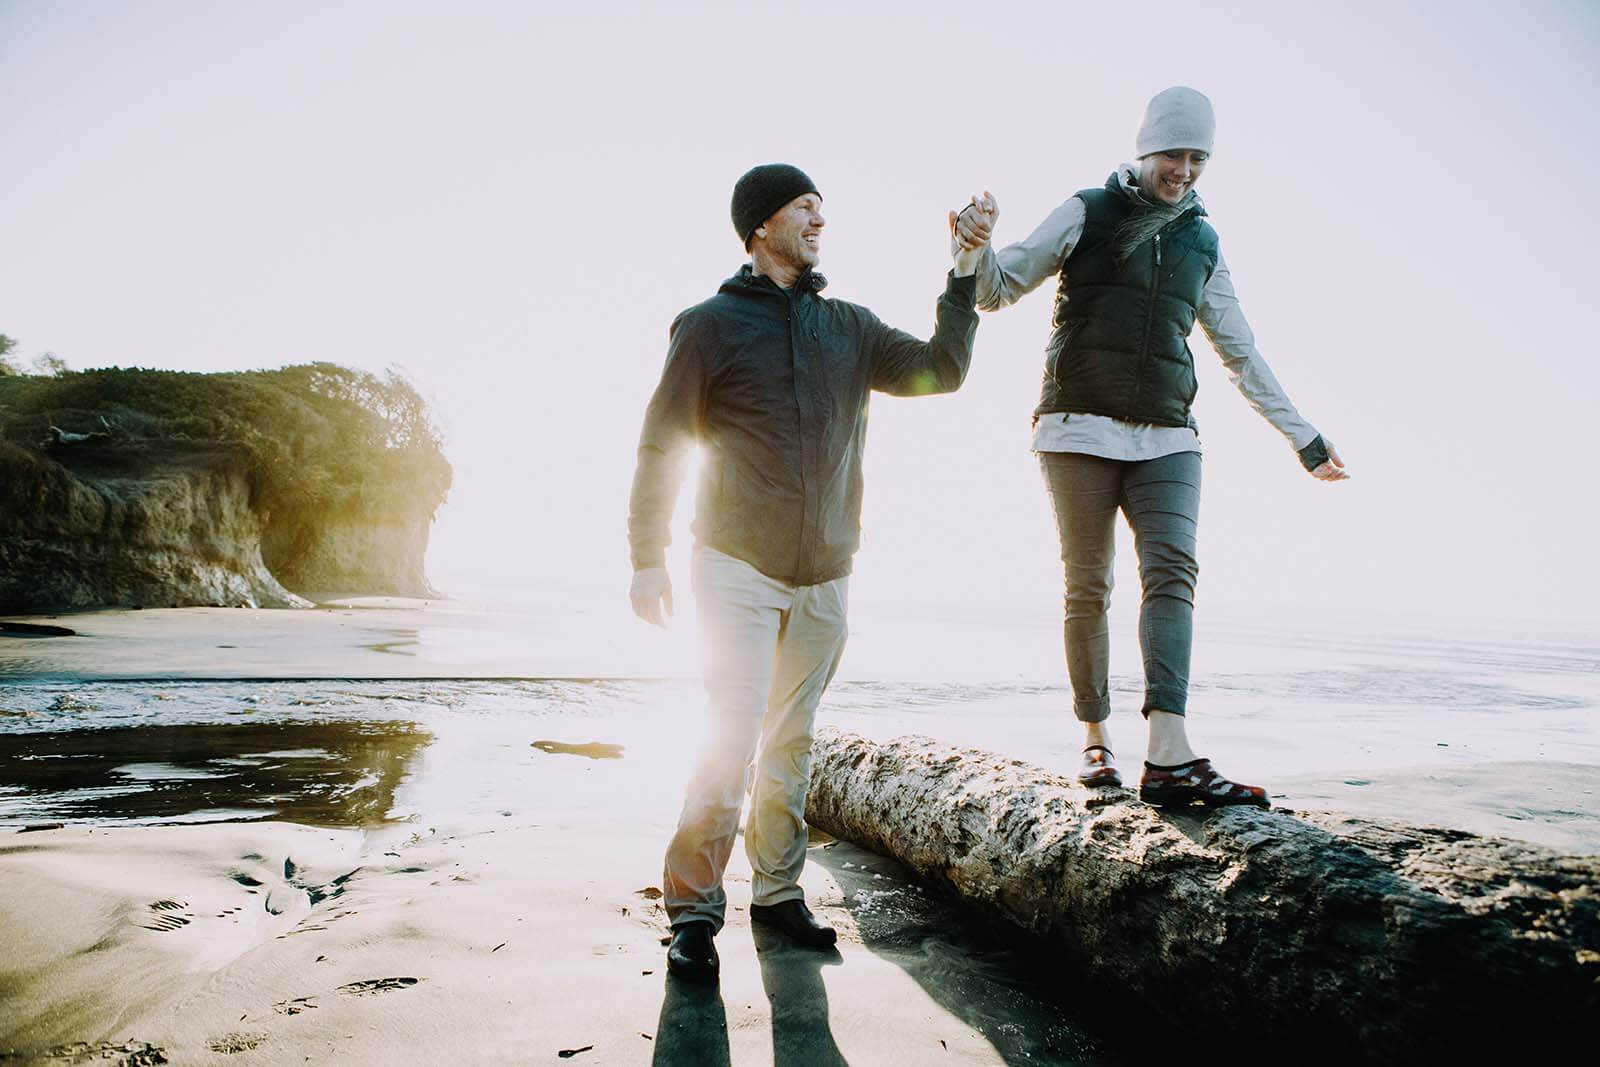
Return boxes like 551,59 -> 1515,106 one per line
628,266 -> 978,587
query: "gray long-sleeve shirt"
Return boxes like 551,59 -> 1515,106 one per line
974,167 -> 1319,460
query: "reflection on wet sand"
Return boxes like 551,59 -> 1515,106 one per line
0,622 -> 77,637
532,739 -> 625,760
364,628 -> 421,655
0,721 -> 431,829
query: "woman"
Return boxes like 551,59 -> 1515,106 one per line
953,86 -> 1348,807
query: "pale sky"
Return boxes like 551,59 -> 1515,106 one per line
3,0 -> 1598,650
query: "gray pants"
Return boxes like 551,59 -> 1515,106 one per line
1038,450 -> 1201,722
663,546 -> 849,932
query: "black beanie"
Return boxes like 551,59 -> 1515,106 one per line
731,164 -> 819,248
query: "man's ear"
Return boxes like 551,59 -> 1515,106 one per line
754,227 -> 767,240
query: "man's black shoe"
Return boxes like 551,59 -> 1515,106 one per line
749,900 -> 837,948
666,921 -> 719,982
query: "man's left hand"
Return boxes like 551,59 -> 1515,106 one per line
629,566 -> 674,627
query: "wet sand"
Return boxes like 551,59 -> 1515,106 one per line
2,603 -> 1597,1062
0,598 -> 696,681
0,706 -> 1115,1064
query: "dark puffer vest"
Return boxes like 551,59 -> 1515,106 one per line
1037,174 -> 1220,426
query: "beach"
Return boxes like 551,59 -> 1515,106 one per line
2,600 -> 1597,1063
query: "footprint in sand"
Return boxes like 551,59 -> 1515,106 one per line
337,977 -> 422,996
206,1033 -> 266,1054
140,900 -> 192,932
39,1039 -> 167,1065
272,996 -> 319,1015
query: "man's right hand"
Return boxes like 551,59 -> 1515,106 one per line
950,192 -> 998,277
629,566 -> 674,628
950,192 -> 998,250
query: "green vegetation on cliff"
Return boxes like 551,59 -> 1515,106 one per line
0,362 -> 452,523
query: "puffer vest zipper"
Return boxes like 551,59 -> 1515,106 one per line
1036,181 -> 1221,427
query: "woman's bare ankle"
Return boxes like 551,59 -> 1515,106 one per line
1144,709 -> 1198,766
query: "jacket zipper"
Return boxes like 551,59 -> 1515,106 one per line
1132,233 -> 1163,413
1131,209 -> 1195,414
786,288 -> 808,582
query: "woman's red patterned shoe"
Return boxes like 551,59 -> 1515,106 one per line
1077,745 -> 1122,788
1138,758 -> 1269,809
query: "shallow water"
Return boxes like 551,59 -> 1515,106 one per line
2,611 -> 1598,848
1,624 -> 1598,849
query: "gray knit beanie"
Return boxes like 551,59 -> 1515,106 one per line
1136,87 -> 1215,158
731,164 -> 819,248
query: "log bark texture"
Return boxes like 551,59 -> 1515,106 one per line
805,729 -> 1599,1057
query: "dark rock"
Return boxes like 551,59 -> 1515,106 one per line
0,442 -> 309,611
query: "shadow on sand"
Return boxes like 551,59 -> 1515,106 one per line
752,924 -> 848,1066
647,841 -> 1129,1066
651,974 -> 731,1067
811,841 -> 1135,1066
649,928 -> 846,1067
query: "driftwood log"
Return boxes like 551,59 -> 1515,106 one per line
805,729 -> 1599,1057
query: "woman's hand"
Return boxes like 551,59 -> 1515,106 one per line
1310,441 -> 1349,481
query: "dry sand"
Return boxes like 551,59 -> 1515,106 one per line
0,793 -> 1084,1065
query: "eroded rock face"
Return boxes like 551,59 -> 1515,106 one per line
805,729 -> 1600,1057
261,513 -> 435,600
0,443 -> 308,611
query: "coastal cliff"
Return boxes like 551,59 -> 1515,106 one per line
806,729 -> 1600,1058
0,364 -> 450,612
261,512 -> 436,599
0,439 -> 305,610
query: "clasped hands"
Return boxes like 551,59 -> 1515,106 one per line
949,192 -> 999,276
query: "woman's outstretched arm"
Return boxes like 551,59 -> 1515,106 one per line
1197,253 -> 1347,479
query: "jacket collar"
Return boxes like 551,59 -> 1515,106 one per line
1109,164 -> 1207,219
722,263 -> 829,297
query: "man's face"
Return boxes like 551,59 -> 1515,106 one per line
1139,150 -> 1209,205
755,193 -> 825,269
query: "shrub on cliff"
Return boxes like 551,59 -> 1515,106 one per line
0,363 -> 451,522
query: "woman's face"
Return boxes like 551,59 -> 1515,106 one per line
1139,150 -> 1209,205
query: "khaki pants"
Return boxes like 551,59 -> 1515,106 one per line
663,546 -> 849,931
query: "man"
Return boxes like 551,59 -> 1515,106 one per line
628,163 -> 991,981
